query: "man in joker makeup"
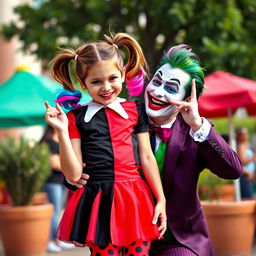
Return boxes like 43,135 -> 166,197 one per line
146,44 -> 243,256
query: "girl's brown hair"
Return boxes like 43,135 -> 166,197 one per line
50,32 -> 148,92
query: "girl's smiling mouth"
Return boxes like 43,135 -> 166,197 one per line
100,92 -> 114,100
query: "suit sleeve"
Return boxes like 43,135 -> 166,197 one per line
198,122 -> 243,179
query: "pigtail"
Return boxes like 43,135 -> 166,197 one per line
124,68 -> 144,96
50,48 -> 77,91
104,33 -> 147,96
51,48 -> 84,109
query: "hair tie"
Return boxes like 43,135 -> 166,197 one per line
55,89 -> 82,110
125,68 -> 144,96
112,44 -> 118,49
74,54 -> 78,60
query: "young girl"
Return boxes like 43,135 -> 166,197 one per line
45,32 -> 166,256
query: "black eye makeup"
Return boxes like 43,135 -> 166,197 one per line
152,78 -> 162,86
152,72 -> 180,95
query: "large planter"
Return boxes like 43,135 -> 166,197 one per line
202,200 -> 256,256
0,203 -> 53,256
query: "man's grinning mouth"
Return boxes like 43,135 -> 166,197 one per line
150,94 -> 168,106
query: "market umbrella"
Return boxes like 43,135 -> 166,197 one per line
198,71 -> 256,200
0,70 -> 91,128
198,71 -> 256,118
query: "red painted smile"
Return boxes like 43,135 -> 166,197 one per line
148,93 -> 170,110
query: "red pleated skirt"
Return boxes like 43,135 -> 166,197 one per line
57,174 -> 159,246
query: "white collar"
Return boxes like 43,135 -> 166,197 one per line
81,97 -> 128,123
149,117 -> 176,129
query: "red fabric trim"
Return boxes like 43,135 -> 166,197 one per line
56,187 -> 85,242
86,189 -> 102,243
110,178 -> 159,246
67,111 -> 80,138
105,102 -> 138,172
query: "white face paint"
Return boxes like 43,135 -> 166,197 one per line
145,63 -> 190,119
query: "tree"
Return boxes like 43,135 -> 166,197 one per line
1,0 -> 256,79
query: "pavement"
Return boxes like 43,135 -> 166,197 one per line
1,239 -> 256,256
0,239 -> 90,256
44,246 -> 90,256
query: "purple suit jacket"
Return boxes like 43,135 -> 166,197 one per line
161,114 -> 243,256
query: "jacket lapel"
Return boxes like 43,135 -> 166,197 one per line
163,115 -> 188,195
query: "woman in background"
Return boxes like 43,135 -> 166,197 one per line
40,125 -> 74,253
236,127 -> 256,199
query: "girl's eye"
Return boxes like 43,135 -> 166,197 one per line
110,76 -> 118,81
164,86 -> 177,94
92,80 -> 100,85
152,79 -> 161,86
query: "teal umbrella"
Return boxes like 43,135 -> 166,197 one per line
0,70 -> 91,128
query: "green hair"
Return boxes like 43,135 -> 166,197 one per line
157,44 -> 205,99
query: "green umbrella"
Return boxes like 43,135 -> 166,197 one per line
0,70 -> 91,128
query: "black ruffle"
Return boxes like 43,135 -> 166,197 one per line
69,182 -> 114,246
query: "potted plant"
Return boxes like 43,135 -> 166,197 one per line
0,137 -> 53,256
198,169 -> 256,256
198,169 -> 235,201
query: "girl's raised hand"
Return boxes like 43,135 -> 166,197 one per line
45,101 -> 68,131
168,79 -> 203,131
152,200 -> 167,239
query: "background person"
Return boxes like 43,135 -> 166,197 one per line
236,127 -> 256,199
40,125 -> 75,253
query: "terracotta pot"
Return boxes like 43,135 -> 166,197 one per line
202,200 -> 256,256
0,203 -> 53,256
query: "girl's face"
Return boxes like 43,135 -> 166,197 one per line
82,59 -> 124,105
145,63 -> 190,119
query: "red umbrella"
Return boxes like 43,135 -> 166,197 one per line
198,71 -> 256,201
198,71 -> 256,118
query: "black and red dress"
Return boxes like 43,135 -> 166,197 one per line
57,99 -> 159,247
